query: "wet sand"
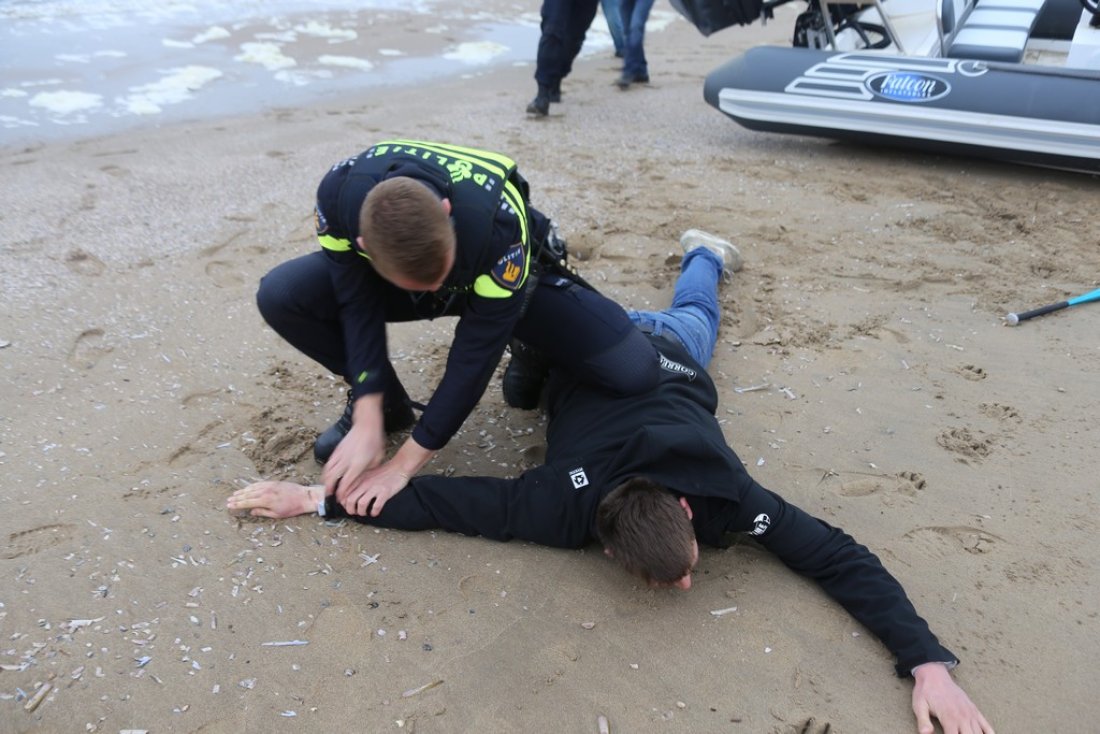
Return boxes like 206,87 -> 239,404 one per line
2,7 -> 1099,733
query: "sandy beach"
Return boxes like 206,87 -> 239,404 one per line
2,4 -> 1099,733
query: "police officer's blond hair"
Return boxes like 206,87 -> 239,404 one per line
360,177 -> 455,284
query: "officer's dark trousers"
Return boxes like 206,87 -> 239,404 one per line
255,251 -> 658,401
535,0 -> 602,87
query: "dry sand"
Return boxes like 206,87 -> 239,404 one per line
2,8 -> 1099,734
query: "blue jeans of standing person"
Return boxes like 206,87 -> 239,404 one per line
628,247 -> 723,368
601,0 -> 625,56
620,0 -> 656,79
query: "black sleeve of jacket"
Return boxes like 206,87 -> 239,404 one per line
328,463 -> 594,549
314,160 -> 391,399
411,212 -> 526,450
323,248 -> 391,398
731,482 -> 959,677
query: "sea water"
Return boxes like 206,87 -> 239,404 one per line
0,0 -> 596,146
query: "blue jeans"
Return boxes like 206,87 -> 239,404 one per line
620,0 -> 655,78
601,0 -> 625,55
628,248 -> 723,368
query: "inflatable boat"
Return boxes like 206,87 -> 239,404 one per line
675,0 -> 1100,172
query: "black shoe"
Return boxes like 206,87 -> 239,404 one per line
526,94 -> 550,116
527,84 -> 554,116
616,72 -> 649,90
502,340 -> 549,410
313,390 -> 417,464
314,392 -> 354,464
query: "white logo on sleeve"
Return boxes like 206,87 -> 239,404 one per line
568,468 -> 590,489
750,513 -> 771,536
658,352 -> 697,381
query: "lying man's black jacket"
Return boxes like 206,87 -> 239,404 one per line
330,333 -> 958,677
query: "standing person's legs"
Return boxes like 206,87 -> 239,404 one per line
561,0 -> 602,80
530,0 -> 572,114
621,0 -> 655,81
628,231 -> 741,368
601,0 -> 625,57
534,0 -> 570,91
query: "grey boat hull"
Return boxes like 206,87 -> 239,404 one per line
704,47 -> 1100,173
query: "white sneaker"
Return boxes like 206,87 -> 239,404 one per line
680,229 -> 743,274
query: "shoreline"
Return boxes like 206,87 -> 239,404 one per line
2,2 -> 686,149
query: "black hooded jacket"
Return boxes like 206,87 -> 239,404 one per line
332,334 -> 958,677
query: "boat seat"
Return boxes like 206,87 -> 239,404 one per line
937,0 -> 1047,61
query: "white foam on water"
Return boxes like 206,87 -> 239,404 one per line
0,0 -> 570,144
193,26 -> 230,44
235,42 -> 297,71
118,65 -> 223,114
318,55 -> 374,71
255,30 -> 298,43
21,78 -> 65,88
274,68 -> 333,86
0,114 -> 38,128
294,20 -> 357,42
442,41 -> 508,65
28,89 -> 103,114
56,49 -> 127,63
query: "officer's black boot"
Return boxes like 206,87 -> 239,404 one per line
548,83 -> 562,103
526,85 -> 552,116
502,339 -> 550,410
313,380 -> 417,464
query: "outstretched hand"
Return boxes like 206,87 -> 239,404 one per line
911,662 -> 994,734
227,480 -> 318,519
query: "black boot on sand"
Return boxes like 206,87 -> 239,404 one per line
502,339 -> 550,410
313,385 -> 417,464
526,85 -> 552,116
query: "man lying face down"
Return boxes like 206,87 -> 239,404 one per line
231,232 -> 994,734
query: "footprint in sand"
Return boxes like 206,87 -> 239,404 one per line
98,163 -> 129,178
240,413 -> 315,477
936,427 -> 993,460
979,402 -> 1021,423
1,523 -> 76,560
836,471 -> 926,497
205,260 -> 246,288
64,248 -> 106,277
67,328 -> 112,369
458,572 -> 504,599
532,639 -> 582,687
957,364 -> 987,381
903,525 -> 1002,557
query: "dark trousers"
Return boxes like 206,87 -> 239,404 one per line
535,0 -> 602,88
255,252 -> 659,401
